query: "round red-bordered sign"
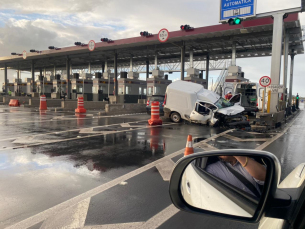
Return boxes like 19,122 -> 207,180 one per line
88,40 -> 96,51
158,28 -> 169,43
22,50 -> 27,60
259,76 -> 272,87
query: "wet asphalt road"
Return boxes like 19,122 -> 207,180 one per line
0,106 -> 222,228
0,104 -> 304,229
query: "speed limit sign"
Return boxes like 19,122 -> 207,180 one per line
259,76 -> 271,87
88,40 -> 96,51
158,28 -> 169,43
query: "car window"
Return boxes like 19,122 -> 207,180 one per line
200,102 -> 218,111
214,97 -> 234,109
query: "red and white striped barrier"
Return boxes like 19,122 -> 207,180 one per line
148,101 -> 162,126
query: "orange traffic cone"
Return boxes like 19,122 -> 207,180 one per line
75,97 -> 86,113
184,135 -> 194,156
148,101 -> 162,126
39,95 -> 47,110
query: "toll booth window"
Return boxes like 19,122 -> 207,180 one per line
119,86 -> 124,94
93,86 -> 98,94
126,86 -> 131,95
77,86 -> 83,93
154,86 -> 161,95
148,87 -> 153,96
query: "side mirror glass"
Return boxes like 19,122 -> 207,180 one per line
169,150 -> 280,223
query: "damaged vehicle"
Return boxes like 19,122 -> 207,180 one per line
164,81 -> 249,128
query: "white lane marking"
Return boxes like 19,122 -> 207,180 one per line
138,204 -> 179,229
83,222 -> 144,229
40,198 -> 91,229
0,123 -> 174,151
156,159 -> 175,181
6,129 -> 230,229
120,123 -> 131,127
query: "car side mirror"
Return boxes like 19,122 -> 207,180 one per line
169,149 -> 281,223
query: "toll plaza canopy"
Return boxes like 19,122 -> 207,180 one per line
0,13 -> 303,71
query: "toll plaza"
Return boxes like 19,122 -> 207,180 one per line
117,71 -> 147,103
1,2 -> 305,229
0,9 -> 302,125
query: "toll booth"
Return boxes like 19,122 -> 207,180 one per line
184,68 -> 206,87
92,72 -> 114,101
27,80 -> 37,95
117,72 -> 147,103
3,81 -> 14,94
51,75 -> 67,99
71,73 -> 93,101
36,78 -> 54,98
146,70 -> 172,97
27,75 -> 44,97
13,78 -> 27,96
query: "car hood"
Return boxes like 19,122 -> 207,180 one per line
217,104 -> 245,116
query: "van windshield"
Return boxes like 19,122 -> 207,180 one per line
214,97 -> 234,109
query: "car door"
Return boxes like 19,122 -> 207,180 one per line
190,102 -> 218,124
230,93 -> 241,105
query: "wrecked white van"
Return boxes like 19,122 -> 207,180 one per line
164,81 -> 248,127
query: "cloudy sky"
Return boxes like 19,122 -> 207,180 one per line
0,0 -> 304,95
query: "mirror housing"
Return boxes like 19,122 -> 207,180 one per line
169,149 -> 281,223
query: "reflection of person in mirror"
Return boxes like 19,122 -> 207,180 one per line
206,156 -> 266,198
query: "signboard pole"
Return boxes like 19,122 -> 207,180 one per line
269,13 -> 284,113
267,90 -> 271,113
262,89 -> 266,113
